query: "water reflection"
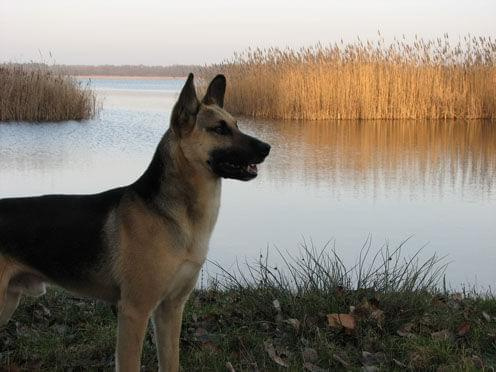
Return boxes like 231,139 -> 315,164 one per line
247,119 -> 496,201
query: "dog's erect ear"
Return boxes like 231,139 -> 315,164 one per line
171,73 -> 199,136
202,74 -> 226,108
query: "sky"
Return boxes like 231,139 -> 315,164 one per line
1,0 -> 495,65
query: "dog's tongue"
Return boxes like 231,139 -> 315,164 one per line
247,164 -> 258,175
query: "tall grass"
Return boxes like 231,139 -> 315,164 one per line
0,64 -> 98,122
202,35 -> 496,120
209,238 -> 448,296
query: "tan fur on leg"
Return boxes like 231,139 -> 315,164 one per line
0,290 -> 21,326
0,256 -> 46,326
153,299 -> 187,372
0,257 -> 14,318
115,302 -> 151,372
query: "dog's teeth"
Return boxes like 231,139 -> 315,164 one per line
246,164 -> 258,174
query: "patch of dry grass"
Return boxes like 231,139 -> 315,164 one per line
0,64 -> 98,122
202,35 -> 496,120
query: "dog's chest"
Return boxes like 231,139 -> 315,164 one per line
164,188 -> 220,299
186,183 -> 221,260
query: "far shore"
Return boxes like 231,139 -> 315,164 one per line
75,75 -> 187,80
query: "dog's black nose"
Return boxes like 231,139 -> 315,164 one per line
258,142 -> 271,157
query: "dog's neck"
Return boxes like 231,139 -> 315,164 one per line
131,130 -> 221,231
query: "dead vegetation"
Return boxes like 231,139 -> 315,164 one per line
0,64 -> 98,122
201,34 -> 496,120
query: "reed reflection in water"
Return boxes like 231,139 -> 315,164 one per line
247,119 -> 496,201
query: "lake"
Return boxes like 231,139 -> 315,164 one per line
0,78 -> 495,288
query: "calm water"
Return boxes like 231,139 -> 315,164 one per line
1,78 -> 495,288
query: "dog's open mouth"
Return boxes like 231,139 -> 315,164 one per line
219,162 -> 258,177
208,159 -> 262,181
208,143 -> 270,181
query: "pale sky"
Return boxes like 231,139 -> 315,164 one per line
1,0 -> 494,65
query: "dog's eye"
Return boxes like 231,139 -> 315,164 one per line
211,121 -> 231,136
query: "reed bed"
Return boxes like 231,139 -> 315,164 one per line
201,35 -> 496,120
0,64 -> 97,122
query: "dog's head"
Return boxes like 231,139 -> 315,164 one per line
170,73 -> 270,181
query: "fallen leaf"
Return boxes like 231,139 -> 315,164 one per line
260,321 -> 270,331
275,344 -> 290,360
397,322 -> 416,338
332,353 -> 349,368
38,303 -> 51,317
15,321 -> 28,337
285,318 -> 301,331
371,309 -> 385,325
471,355 -> 484,369
303,362 -> 327,372
353,299 -> 372,317
420,313 -> 434,326
362,366 -> 379,372
51,324 -> 67,335
225,361 -> 236,372
3,365 -> 21,372
246,362 -> 260,372
302,347 -> 318,363
431,295 -> 447,307
368,298 -> 380,309
327,313 -> 356,330
451,293 -> 463,301
393,359 -> 406,367
431,329 -> 454,341
303,316 -> 318,329
264,340 -> 288,368
201,340 -> 219,352
194,327 -> 207,336
194,327 -> 209,342
409,351 -> 425,367
482,311 -> 491,322
457,322 -> 471,337
361,351 -> 385,366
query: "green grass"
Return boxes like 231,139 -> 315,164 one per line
1,242 -> 495,371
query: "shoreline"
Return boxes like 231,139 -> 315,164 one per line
74,75 -> 186,80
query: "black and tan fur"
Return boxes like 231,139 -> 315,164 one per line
0,74 -> 270,371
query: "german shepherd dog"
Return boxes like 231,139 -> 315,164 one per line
0,74 -> 270,371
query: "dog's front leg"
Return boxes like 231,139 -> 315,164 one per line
0,290 -> 21,326
152,298 -> 187,372
116,302 -> 150,372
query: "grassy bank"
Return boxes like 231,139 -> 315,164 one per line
201,35 -> 496,120
1,244 -> 495,371
0,64 -> 97,122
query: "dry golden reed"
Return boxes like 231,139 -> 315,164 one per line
0,64 -> 97,122
201,35 -> 496,120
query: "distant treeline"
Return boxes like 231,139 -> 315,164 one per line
53,64 -> 200,77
